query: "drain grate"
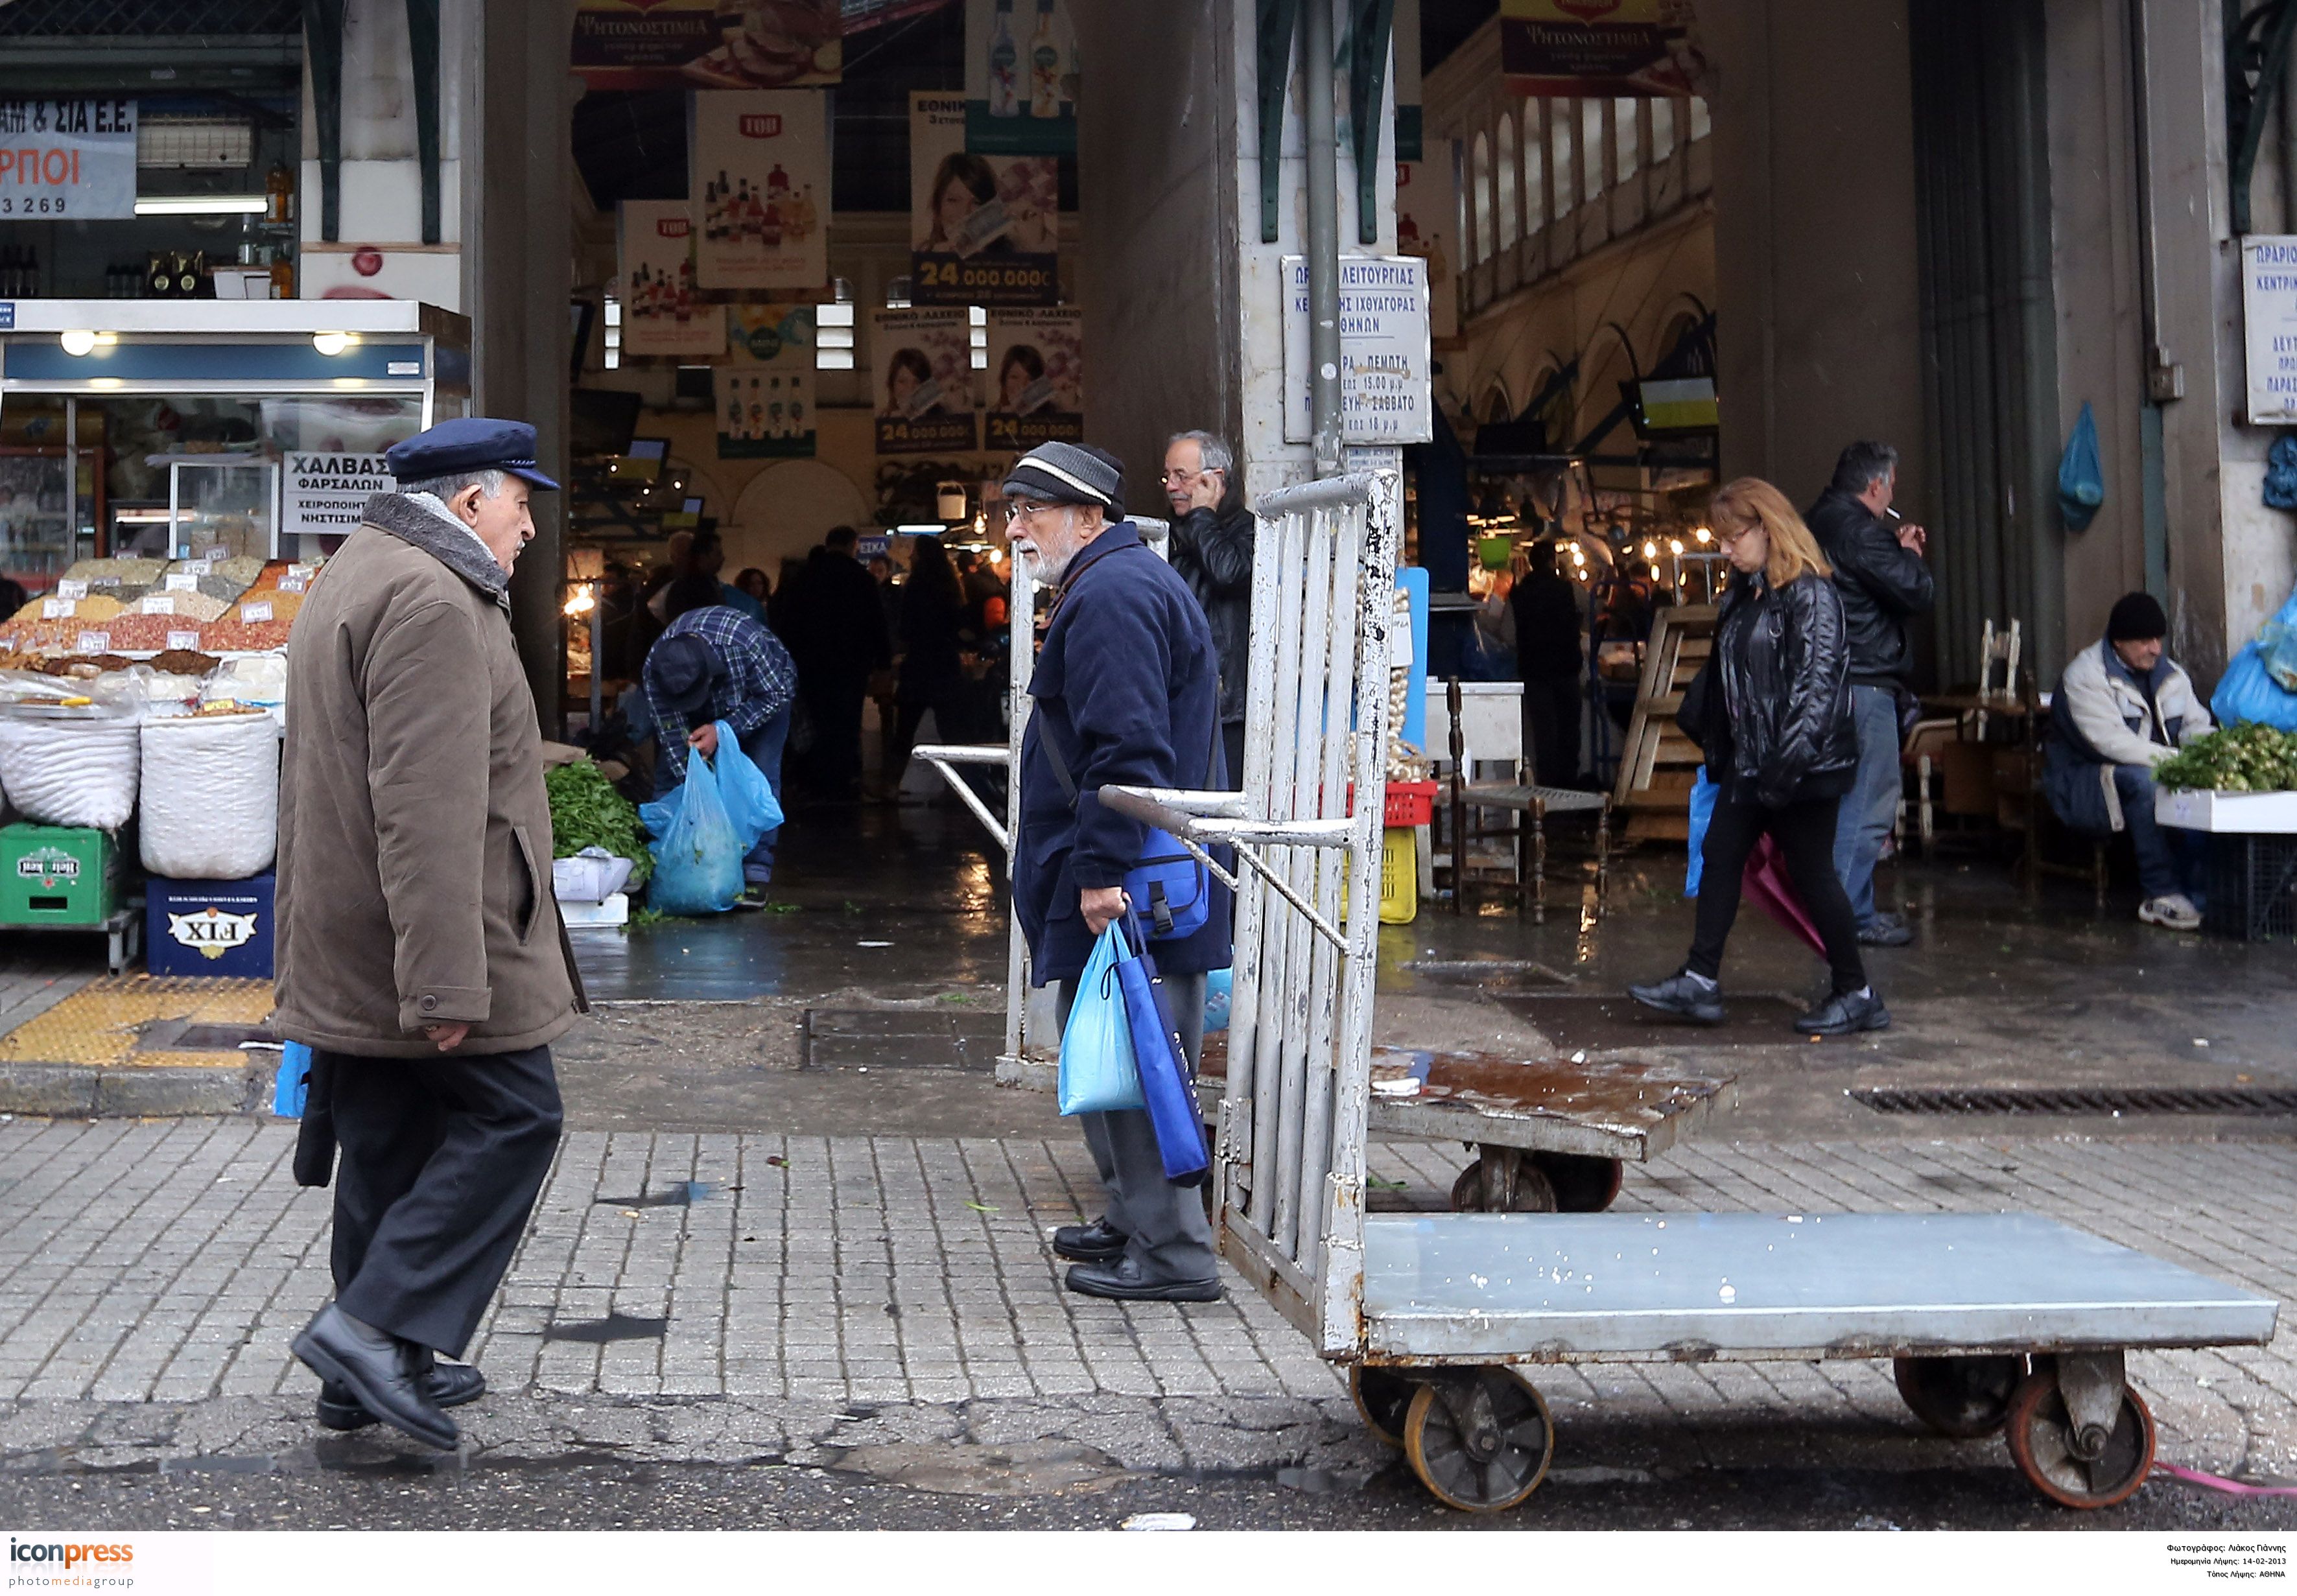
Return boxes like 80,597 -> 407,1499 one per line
1854,1086 -> 2297,1117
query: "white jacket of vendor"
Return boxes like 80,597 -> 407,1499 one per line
2058,638 -> 2213,771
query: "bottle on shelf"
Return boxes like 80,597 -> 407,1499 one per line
987,0 -> 1019,117
1030,0 -> 1061,119
265,164 -> 296,226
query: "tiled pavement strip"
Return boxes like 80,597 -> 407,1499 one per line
1,1120 -> 2293,1481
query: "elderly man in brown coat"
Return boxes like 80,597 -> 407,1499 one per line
277,418 -> 585,1450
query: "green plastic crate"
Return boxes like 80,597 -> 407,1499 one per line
1,824 -> 121,927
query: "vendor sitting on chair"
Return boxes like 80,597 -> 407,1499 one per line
2042,591 -> 2213,931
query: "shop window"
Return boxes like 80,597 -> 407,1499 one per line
1552,101 -> 1575,217
1498,113 -> 1520,247
816,301 -> 856,371
1614,97 -> 1639,183
602,296 -> 621,370
1583,99 -> 1605,202
1652,99 -> 1677,166
1690,95 -> 1712,141
1471,130 -> 1492,263
970,305 -> 988,370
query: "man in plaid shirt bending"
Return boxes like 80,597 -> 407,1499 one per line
642,597 -> 799,900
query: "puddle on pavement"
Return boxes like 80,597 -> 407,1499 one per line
825,1439 -> 1127,1496
541,1313 -> 671,1344
595,1181 -> 719,1208
1400,959 -> 1576,990
1491,991 -> 1809,1049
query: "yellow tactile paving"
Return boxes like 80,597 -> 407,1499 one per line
0,976 -> 274,1069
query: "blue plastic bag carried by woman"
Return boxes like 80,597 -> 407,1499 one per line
1057,923 -> 1146,1116
1684,766 -> 1718,896
645,745 -> 746,915
1114,910 -> 1210,1186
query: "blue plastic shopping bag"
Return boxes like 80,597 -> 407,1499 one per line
272,1040 -> 313,1118
1115,911 -> 1210,1186
710,719 -> 784,849
2212,642 -> 2297,732
1684,766 -> 1718,897
1057,924 -> 1145,1116
644,746 -> 746,915
2057,401 -> 2104,531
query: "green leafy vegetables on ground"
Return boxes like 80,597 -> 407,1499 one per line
545,761 -> 652,888
2154,722 -> 2297,793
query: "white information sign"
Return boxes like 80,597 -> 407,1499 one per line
0,99 -> 135,219
2243,236 -> 2297,424
1282,255 -> 1433,445
283,451 -> 395,535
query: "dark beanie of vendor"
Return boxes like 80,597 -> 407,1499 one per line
2105,591 -> 2168,643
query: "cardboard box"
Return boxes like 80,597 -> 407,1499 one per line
2156,787 -> 2297,834
147,874 -> 275,978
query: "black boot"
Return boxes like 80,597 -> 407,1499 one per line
316,1355 -> 487,1433
1628,969 -> 1725,1024
1792,987 -> 1892,1036
293,1304 -> 458,1449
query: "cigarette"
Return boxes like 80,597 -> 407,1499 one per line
1885,507 -> 1903,521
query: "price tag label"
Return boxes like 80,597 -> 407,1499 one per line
167,629 -> 202,651
182,560 -> 213,576
91,575 -> 121,588
239,600 -> 274,623
288,563 -> 317,578
56,580 -> 88,600
76,631 -> 111,653
277,575 -> 309,594
143,595 -> 176,615
164,572 -> 200,592
199,546 -> 228,562
41,599 -> 75,619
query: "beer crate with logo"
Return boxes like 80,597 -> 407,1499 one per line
1,824 -> 122,926
147,873 -> 275,979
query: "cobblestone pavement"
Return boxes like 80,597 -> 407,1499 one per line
1,1118 -> 2292,1497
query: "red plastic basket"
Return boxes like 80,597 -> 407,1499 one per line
1383,780 -> 1439,827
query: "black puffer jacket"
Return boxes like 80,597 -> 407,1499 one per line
1168,500 -> 1256,725
1804,486 -> 1934,687
1713,569 -> 1857,808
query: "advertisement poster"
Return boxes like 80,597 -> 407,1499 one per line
283,451 -> 395,537
0,99 -> 136,219
718,305 -> 817,458
910,91 -> 1059,307
690,91 -> 830,292
1396,152 -> 1459,342
1498,0 -> 1701,97
984,308 -> 1081,451
573,1 -> 842,89
618,201 -> 724,358
963,0 -> 1077,154
872,307 -> 978,454
1281,255 -> 1433,445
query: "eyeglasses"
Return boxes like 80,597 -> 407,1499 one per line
1712,524 -> 1755,546
1004,499 -> 1059,524
1159,467 -> 1221,486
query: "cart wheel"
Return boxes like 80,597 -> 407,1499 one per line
1450,1151 -> 1558,1213
1402,1370 -> 1555,1512
1893,1354 -> 2023,1438
2004,1367 -> 2156,1509
1351,1366 -> 1417,1448
1533,1152 -> 1624,1213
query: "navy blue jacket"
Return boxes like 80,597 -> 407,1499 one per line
1014,521 -> 1233,984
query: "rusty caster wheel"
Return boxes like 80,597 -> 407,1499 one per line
1402,1368 -> 1555,1512
1533,1151 -> 1624,1213
1893,1354 -> 2025,1438
1350,1366 -> 1417,1448
1450,1149 -> 1557,1212
2004,1360 -> 2157,1509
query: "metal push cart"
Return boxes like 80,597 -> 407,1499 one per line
1094,470 -> 2281,1513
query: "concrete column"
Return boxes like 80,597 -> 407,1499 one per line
462,0 -> 576,734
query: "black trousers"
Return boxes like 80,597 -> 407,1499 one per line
325,1044 -> 563,1359
1688,794 -> 1868,996
1521,674 -> 1581,786
801,673 -> 868,795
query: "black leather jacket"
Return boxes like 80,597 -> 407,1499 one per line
1804,487 -> 1934,686
1168,500 -> 1256,724
1714,569 -> 1857,808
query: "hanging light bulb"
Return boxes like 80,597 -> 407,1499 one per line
1669,539 -> 1685,556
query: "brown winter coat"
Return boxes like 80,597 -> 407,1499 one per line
275,493 -> 586,1057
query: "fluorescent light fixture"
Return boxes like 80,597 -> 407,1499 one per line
894,524 -> 947,535
312,331 -> 355,355
89,377 -> 123,389
113,508 -> 173,523
60,329 -> 98,357
134,194 -> 267,215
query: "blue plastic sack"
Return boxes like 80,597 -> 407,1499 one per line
1057,924 -> 1145,1116
2267,435 -> 2297,511
1203,967 -> 1233,1032
1684,766 -> 1719,897
272,1040 -> 312,1118
1115,912 -> 1209,1186
2211,643 -> 2297,733
710,719 -> 784,849
645,747 -> 746,915
2057,401 -> 2104,532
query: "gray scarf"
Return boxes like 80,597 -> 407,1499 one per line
362,491 -> 511,606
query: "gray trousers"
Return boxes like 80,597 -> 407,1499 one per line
1055,969 -> 1217,1284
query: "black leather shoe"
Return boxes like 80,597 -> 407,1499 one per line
1628,970 -> 1725,1024
317,1361 -> 486,1433
1792,988 -> 1892,1037
1857,915 -> 1914,948
1065,1256 -> 1221,1302
293,1304 -> 458,1449
1052,1219 -> 1129,1263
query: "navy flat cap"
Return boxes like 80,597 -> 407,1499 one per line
386,417 -> 560,491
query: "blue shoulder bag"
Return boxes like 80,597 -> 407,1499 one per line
1041,715 -> 1217,942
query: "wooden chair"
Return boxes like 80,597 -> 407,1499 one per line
1608,604 -> 1715,843
1444,677 -> 1610,924
2007,670 -> 2110,909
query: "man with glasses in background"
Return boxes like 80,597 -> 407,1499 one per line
1162,430 -> 1256,790
1004,441 -> 1232,1302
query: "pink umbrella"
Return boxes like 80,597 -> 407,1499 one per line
1742,833 -> 1826,956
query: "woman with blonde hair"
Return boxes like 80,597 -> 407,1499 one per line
1630,476 -> 1889,1035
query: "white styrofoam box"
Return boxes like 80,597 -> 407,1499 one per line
551,849 -> 634,904
560,892 -> 629,928
2156,787 -> 2297,834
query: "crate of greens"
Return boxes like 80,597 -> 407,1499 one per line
545,760 -> 652,893
2154,722 -> 2297,833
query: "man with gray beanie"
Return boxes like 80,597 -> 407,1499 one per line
1005,441 -> 1232,1301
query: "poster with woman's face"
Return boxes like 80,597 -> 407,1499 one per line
872,307 -> 978,454
908,90 -> 1058,307
984,308 -> 1081,451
